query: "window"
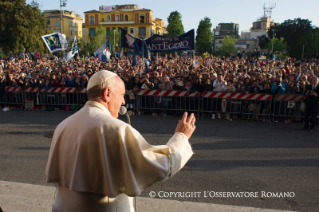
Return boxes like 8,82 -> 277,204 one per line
102,18 -> 105,22
118,28 -> 121,32
90,16 -> 94,25
130,27 -> 134,34
125,15 -> 128,21
71,31 -> 73,36
139,27 -> 145,37
157,31 -> 160,35
106,28 -> 110,37
54,22 -> 60,29
89,28 -> 95,37
47,20 -> 50,25
151,29 -> 155,36
107,15 -> 110,21
116,15 -> 119,21
140,14 -> 144,23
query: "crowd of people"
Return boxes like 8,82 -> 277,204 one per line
0,49 -> 318,125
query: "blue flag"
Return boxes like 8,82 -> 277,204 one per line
94,39 -> 112,62
41,33 -> 68,53
66,36 -> 79,62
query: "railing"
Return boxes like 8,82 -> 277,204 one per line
1,87 -> 318,124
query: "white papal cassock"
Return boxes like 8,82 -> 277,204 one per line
45,101 -> 193,212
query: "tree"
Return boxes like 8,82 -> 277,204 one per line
109,29 -> 121,52
265,37 -> 289,58
94,25 -> 106,50
0,0 -> 48,54
195,17 -> 213,54
217,35 -> 237,56
267,18 -> 319,59
166,11 -> 184,37
258,35 -> 269,49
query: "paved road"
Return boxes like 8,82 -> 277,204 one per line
0,110 -> 318,212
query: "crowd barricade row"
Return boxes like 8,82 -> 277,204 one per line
272,94 -> 305,123
201,92 -> 272,121
1,87 -> 316,124
2,86 -> 79,110
136,90 -> 200,118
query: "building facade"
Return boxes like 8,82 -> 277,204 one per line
212,23 -> 239,51
44,10 -> 83,44
83,4 -> 165,44
241,16 -> 274,39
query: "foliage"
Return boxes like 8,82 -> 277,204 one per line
195,17 -> 213,54
109,29 -> 121,52
265,37 -> 288,54
258,35 -> 269,49
267,18 -> 319,59
217,35 -> 237,56
94,26 -> 106,50
166,11 -> 184,37
0,0 -> 49,55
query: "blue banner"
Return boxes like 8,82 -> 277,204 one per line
94,39 -> 111,62
121,29 -> 195,53
41,33 -> 68,53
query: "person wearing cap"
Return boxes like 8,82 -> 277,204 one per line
45,70 -> 195,212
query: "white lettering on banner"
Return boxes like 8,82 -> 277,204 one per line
147,41 -> 190,51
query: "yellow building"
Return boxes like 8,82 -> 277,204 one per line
83,4 -> 165,44
44,10 -> 83,44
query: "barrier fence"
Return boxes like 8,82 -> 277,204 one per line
272,94 -> 305,123
202,92 -> 272,121
137,90 -> 200,118
1,87 -> 318,123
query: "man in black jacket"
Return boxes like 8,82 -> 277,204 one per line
302,77 -> 319,132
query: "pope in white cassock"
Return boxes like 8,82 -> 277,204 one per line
45,70 -> 196,212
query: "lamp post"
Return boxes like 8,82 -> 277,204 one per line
271,29 -> 274,53
113,29 -> 115,55
60,0 -> 67,34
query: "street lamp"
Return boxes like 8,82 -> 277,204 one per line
60,0 -> 67,34
271,29 -> 274,54
113,29 -> 115,54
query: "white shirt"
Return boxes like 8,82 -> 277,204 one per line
213,79 -> 227,91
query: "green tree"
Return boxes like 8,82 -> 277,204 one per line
109,29 -> 121,52
265,37 -> 288,54
195,17 -> 213,54
94,25 -> 106,50
267,18 -> 319,59
166,11 -> 184,37
23,1 -> 48,54
0,0 -> 48,54
217,35 -> 237,56
258,35 -> 269,49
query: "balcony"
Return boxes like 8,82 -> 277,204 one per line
99,21 -> 134,25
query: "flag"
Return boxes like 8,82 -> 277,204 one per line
94,39 -> 112,62
66,36 -> 78,62
41,33 -> 68,53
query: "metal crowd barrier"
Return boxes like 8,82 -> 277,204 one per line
1,87 -> 79,110
2,87 -> 316,125
2,87 -> 24,106
136,90 -> 200,118
201,92 -> 272,121
271,94 -> 305,123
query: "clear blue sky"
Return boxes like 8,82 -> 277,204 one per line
27,0 -> 319,34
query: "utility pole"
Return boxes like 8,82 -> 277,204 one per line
272,29 -> 274,53
60,0 -> 67,34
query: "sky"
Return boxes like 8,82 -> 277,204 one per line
27,0 -> 319,34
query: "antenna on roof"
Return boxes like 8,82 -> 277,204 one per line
263,3 -> 276,17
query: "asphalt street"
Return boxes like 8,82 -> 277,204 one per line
0,109 -> 318,212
